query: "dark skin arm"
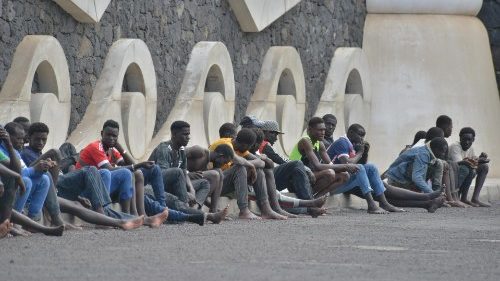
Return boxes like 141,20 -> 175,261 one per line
344,142 -> 365,164
231,154 -> 257,184
299,138 -> 359,173
244,153 -> 266,169
0,163 -> 26,195
0,128 -> 22,173
109,142 -> 155,171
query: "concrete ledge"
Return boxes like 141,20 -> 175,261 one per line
367,0 -> 482,16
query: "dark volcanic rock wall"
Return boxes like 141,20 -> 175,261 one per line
0,0 -> 366,134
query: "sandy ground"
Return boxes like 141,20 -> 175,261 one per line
1,202 -> 499,281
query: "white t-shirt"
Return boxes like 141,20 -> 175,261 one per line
448,141 -> 476,162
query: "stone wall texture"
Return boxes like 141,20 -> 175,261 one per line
478,0 -> 500,91
0,0 -> 366,135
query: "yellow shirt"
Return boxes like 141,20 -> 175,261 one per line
209,138 -> 249,170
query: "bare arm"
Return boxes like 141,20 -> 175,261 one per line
0,129 -> 21,173
298,138 -> 335,171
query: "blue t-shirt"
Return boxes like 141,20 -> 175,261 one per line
20,146 -> 42,167
326,136 -> 356,164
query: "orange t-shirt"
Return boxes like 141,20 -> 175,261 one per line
209,138 -> 248,170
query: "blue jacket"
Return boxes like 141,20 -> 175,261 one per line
386,144 -> 436,193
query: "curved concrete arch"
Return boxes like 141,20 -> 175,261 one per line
69,39 -> 157,159
144,42 -> 235,160
367,0 -> 482,16
246,46 -> 306,154
0,35 -> 71,149
314,47 -> 371,137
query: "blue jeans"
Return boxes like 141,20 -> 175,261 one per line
334,164 -> 386,196
57,166 -> 112,210
101,168 -> 133,201
14,173 -> 51,220
140,165 -> 166,205
274,161 -> 313,200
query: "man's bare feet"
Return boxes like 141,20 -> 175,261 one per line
0,219 -> 12,238
379,202 -> 406,212
120,215 -> 145,230
260,207 -> 287,220
461,199 -> 480,207
144,209 -> 169,228
427,196 -> 445,213
427,190 -> 443,200
276,209 -> 298,218
63,223 -> 82,231
207,205 -> 229,224
307,207 -> 327,218
238,209 -> 261,220
449,200 -> 467,208
10,226 -> 31,237
471,199 -> 491,207
367,205 -> 389,214
44,225 -> 65,237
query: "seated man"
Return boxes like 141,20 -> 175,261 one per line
13,119 -> 78,228
386,137 -> 449,194
322,114 -> 337,149
290,117 -> 390,214
329,124 -> 444,212
448,127 -> 490,207
0,122 -> 51,221
149,121 -> 211,210
259,120 -> 315,201
209,126 -> 284,219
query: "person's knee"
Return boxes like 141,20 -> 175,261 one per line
364,163 -> 378,174
134,169 -> 144,183
477,163 -> 489,174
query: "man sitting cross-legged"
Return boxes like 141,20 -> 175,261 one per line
289,117 -> 390,214
328,124 -> 444,213
448,127 -> 491,207
209,125 -> 285,219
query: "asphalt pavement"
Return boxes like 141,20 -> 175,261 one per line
1,202 -> 499,281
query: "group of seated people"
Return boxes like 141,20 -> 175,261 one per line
0,113 -> 491,238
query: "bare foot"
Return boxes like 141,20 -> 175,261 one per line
260,208 -> 287,220
461,199 -> 480,207
427,196 -> 445,213
207,205 -> 229,224
238,209 -> 261,220
277,209 -> 299,218
44,225 -> 65,237
471,199 -> 491,207
10,226 -> 31,237
380,202 -> 406,212
367,206 -> 389,214
307,207 -> 327,218
427,190 -> 443,200
144,209 -> 169,228
63,223 -> 82,231
120,215 -> 145,230
0,219 -> 13,238
449,200 -> 467,208
313,195 -> 328,208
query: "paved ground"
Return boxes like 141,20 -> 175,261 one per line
1,203 -> 499,281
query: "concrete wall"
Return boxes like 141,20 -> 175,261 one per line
478,0 -> 500,90
363,0 -> 500,177
0,0 -> 366,135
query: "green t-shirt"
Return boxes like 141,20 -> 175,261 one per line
289,136 -> 321,169
0,150 -> 9,162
